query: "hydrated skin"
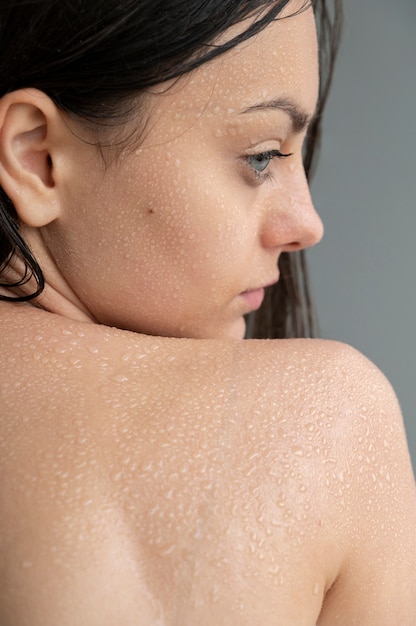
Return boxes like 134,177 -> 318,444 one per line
0,304 -> 416,625
0,3 -> 416,624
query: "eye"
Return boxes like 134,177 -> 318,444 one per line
247,149 -> 293,176
248,152 -> 273,173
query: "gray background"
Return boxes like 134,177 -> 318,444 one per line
308,0 -> 416,470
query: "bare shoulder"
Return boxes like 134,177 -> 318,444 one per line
0,304 -> 402,445
231,336 -> 410,482
231,340 -> 416,626
243,339 -> 416,616
239,339 -> 416,624
1,305 -> 415,625
236,336 -> 408,449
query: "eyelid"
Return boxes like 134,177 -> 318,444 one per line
245,148 -> 293,163
246,148 -> 294,163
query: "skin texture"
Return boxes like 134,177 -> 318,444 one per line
1,307 -> 416,625
0,4 -> 416,625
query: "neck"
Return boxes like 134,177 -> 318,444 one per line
4,226 -> 97,324
30,282 -> 97,324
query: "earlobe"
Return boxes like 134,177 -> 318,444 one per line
0,89 -> 63,227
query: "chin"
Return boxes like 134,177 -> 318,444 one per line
221,317 -> 246,341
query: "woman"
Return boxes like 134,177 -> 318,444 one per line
0,0 -> 415,624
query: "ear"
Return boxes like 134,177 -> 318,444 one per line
0,88 -> 67,227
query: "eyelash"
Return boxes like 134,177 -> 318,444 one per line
246,149 -> 293,182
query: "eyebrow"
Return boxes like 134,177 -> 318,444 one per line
240,97 -> 314,134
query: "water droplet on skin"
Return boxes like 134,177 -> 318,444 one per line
291,446 -> 304,457
69,358 -> 82,368
112,375 -> 129,383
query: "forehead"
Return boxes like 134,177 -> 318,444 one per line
143,6 -> 318,134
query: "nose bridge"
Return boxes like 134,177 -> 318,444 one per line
261,164 -> 324,251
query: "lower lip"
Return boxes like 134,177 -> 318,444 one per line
241,288 -> 265,310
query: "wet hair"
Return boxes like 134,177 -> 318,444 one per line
0,0 -> 342,338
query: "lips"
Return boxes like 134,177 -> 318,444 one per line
240,276 -> 279,311
240,287 -> 265,310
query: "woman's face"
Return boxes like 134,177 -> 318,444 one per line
44,3 -> 322,339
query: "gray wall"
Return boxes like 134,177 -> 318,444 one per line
308,0 -> 416,470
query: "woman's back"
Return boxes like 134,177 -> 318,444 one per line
1,303 -> 415,625
1,0 -> 415,622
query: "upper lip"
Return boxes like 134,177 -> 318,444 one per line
243,276 -> 280,293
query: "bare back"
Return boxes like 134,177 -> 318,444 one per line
1,303 -> 416,625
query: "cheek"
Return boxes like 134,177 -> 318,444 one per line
117,159 -> 246,276
61,142 -> 254,311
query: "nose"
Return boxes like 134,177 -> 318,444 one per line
259,165 -> 324,252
